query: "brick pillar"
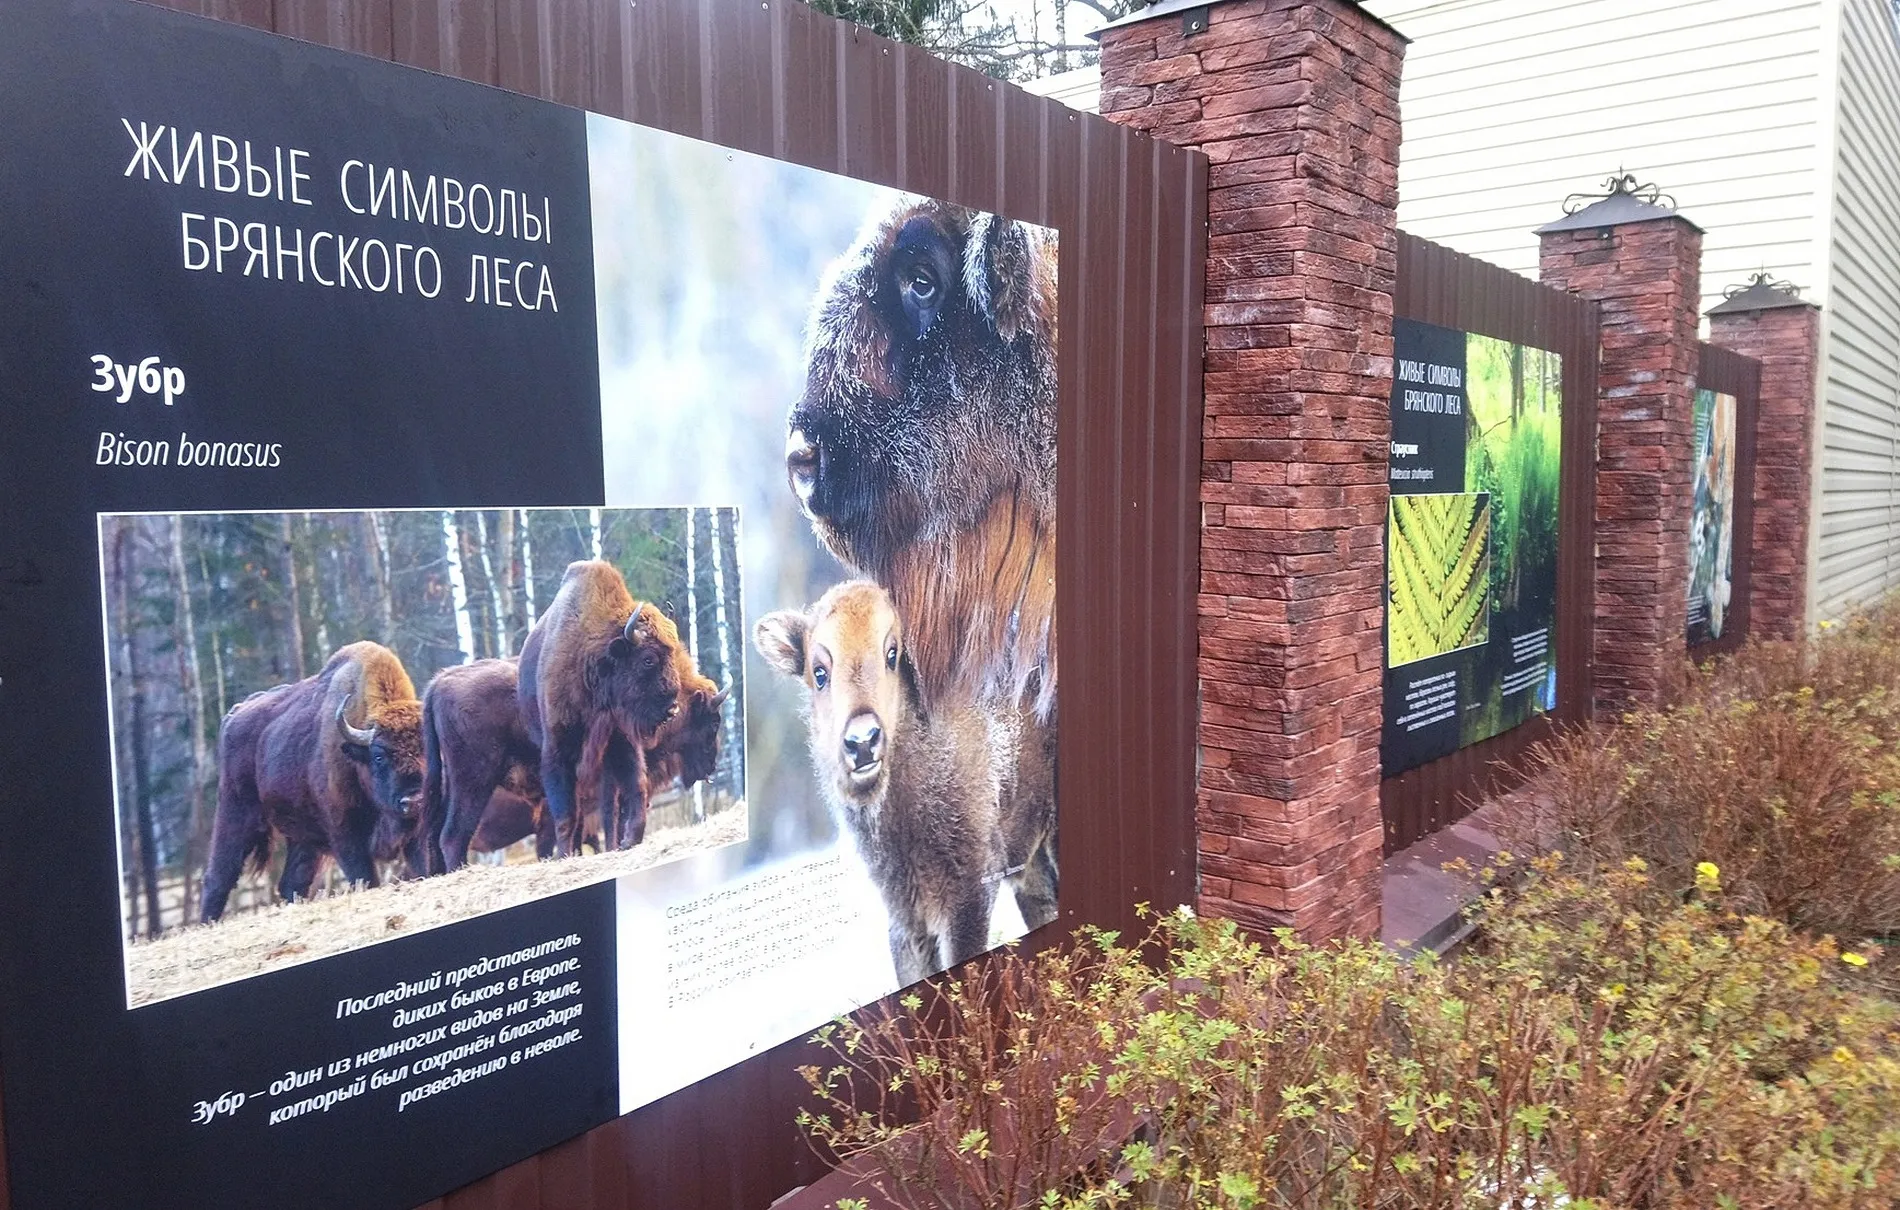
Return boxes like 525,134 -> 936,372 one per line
1099,0 -> 1404,940
1538,194 -> 1703,714
1706,281 -> 1821,640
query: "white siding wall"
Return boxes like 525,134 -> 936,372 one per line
1361,0 -> 1829,317
1813,0 -> 1900,615
1023,64 -> 1102,111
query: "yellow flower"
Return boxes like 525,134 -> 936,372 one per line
1694,862 -> 1721,894
1841,951 -> 1870,968
1833,1047 -> 1856,1063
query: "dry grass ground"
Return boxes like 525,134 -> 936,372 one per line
126,805 -> 747,1007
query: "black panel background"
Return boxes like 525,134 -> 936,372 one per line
0,4 -> 615,1207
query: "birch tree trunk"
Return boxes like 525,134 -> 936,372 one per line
169,517 -> 211,911
196,543 -> 228,723
442,511 -> 477,663
114,525 -> 163,937
684,509 -> 703,821
364,511 -> 396,643
278,513 -> 307,680
300,515 -> 331,660
474,511 -> 507,658
519,510 -> 538,628
588,508 -> 603,561
494,510 -> 518,653
707,508 -> 737,799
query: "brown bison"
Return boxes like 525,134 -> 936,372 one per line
424,645 -> 728,869
517,560 -> 682,856
756,581 -> 1055,986
199,641 -> 426,922
788,198 -> 1058,716
419,658 -> 544,873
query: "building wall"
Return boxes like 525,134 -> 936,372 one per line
1058,0 -> 1900,621
1023,63 -> 1102,111
1812,0 -> 1900,616
1359,0 -> 1830,317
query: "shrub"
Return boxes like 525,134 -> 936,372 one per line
1509,602 -> 1900,942
800,888 -> 1900,1209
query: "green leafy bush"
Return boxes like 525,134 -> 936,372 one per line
800,888 -> 1900,1209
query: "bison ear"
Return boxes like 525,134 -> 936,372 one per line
753,612 -> 808,678
963,213 -> 1045,343
609,636 -> 634,661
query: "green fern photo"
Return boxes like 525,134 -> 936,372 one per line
1387,492 -> 1492,666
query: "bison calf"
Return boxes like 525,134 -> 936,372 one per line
756,580 -> 1051,986
200,641 -> 426,922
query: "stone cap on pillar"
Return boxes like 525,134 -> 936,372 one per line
1707,272 -> 1819,316
1534,171 -> 1704,235
1092,0 -> 1407,41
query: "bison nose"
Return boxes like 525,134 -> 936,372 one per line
786,428 -> 819,506
841,717 -> 883,771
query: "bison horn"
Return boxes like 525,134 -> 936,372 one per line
335,694 -> 376,746
711,685 -> 732,709
624,603 -> 649,641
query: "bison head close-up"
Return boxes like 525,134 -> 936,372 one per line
755,581 -> 910,811
788,198 -> 1057,578
672,685 -> 730,788
336,695 -> 426,821
599,602 -> 684,734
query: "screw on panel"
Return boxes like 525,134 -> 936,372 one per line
1181,5 -> 1210,34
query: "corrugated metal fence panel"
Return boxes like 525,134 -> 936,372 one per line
84,3 -> 1209,1209
1383,233 -> 1599,854
1693,344 -> 1764,656
1815,0 -> 1900,619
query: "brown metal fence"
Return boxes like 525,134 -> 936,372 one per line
32,2 -> 1210,1209
1381,233 -> 1600,854
1691,343 -> 1763,656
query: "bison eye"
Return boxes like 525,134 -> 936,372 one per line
885,645 -> 898,671
907,265 -> 938,302
813,664 -> 829,692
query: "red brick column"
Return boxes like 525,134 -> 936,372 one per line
1539,206 -> 1702,714
1706,287 -> 1821,640
1098,0 -> 1404,940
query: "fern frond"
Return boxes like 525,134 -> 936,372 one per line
1387,493 -> 1491,667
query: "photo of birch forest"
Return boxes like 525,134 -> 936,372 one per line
103,507 -> 746,960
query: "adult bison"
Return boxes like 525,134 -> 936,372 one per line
788,197 -> 1058,716
424,643 -> 727,868
419,658 -> 543,873
517,560 -> 682,856
199,641 -> 426,922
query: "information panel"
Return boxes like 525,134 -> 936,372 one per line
1382,319 -> 1562,776
1687,387 -> 1738,646
0,4 -> 1059,1207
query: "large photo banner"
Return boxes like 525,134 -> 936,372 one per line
0,4 -> 1059,1208
1686,387 -> 1738,646
1382,319 -> 1562,776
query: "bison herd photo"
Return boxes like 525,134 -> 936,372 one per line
198,559 -> 729,924
106,506 -> 745,1001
